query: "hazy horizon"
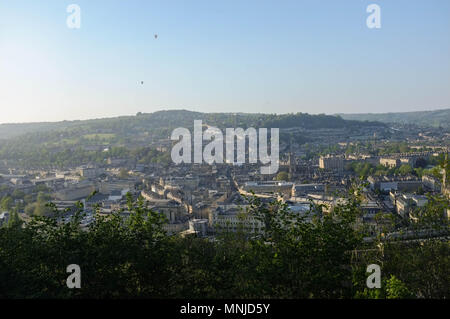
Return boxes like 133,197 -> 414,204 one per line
0,106 -> 449,126
1,0 -> 449,124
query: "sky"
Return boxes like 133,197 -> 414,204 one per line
0,0 -> 449,123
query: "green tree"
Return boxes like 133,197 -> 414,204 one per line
276,171 -> 289,181
33,204 -> 52,217
37,192 -> 51,203
385,275 -> 413,299
1,196 -> 13,211
24,203 -> 36,216
7,210 -> 22,228
398,164 -> 413,176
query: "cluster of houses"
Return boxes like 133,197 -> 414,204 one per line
1,145 -> 449,238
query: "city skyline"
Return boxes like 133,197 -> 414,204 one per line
0,0 -> 449,303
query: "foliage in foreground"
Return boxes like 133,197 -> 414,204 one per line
0,190 -> 448,299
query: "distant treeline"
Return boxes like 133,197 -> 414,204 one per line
337,108 -> 450,128
0,110 -> 385,141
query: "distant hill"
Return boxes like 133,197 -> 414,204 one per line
336,108 -> 450,128
0,110 -> 389,169
0,109 -> 385,140
0,121 -> 82,140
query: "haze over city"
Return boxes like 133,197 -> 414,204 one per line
1,0 -> 449,123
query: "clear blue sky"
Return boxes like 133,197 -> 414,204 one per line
0,0 -> 449,123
